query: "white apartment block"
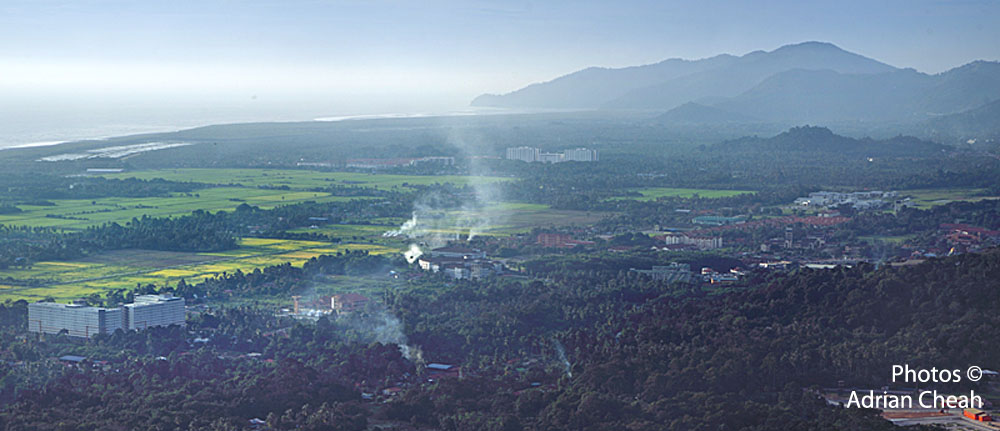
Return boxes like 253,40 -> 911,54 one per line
28,302 -> 124,339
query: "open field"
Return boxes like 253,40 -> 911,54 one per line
103,168 -> 511,191
0,238 -> 403,302
901,188 -> 1000,209
292,203 -> 607,239
609,187 -> 755,202
0,187 -> 370,230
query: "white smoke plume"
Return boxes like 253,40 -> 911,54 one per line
338,307 -> 422,362
553,339 -> 573,378
382,126 -> 508,258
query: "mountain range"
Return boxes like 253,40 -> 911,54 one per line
472,42 -> 1000,127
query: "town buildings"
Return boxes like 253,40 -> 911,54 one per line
793,191 -> 897,210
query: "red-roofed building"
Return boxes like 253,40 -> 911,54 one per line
332,293 -> 370,314
537,233 -> 595,248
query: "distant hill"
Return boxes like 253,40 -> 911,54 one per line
714,61 -> 1000,124
653,102 -> 759,125
473,42 -> 1000,127
474,42 -> 895,110
917,98 -> 1000,142
711,126 -> 949,156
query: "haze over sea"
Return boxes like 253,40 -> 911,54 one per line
0,95 -> 470,150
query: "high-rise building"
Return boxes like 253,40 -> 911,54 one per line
28,302 -> 124,338
124,294 -> 186,330
562,148 -> 599,162
505,146 -> 540,162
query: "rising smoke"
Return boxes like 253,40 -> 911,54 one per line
338,306 -> 423,362
553,339 -> 573,378
382,126 -> 507,260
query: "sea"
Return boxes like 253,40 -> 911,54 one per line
0,98 -> 483,150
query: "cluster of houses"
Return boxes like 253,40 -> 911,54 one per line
416,246 -> 504,279
794,190 -> 898,210
629,262 -> 744,285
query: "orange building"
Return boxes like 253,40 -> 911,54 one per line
963,408 -> 993,421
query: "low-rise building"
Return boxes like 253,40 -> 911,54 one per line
332,293 -> 371,314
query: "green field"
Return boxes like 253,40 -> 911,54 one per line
0,238 -> 402,302
902,188 -> 1000,209
0,187 -> 368,230
103,168 -> 511,191
609,187 -> 755,202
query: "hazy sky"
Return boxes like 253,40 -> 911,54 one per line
2,0 -> 999,119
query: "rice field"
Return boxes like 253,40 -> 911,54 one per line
0,238 -> 403,302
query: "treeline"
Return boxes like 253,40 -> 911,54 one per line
0,212 -> 239,270
0,174 -> 206,202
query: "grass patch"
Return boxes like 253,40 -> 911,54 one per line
609,187 -> 755,202
901,188 -> 999,209
103,168 -> 511,191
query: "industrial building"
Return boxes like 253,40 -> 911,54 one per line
124,295 -> 186,330
415,246 -> 503,279
28,302 -> 124,339
28,294 -> 185,339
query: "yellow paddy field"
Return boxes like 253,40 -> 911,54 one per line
0,238 -> 402,302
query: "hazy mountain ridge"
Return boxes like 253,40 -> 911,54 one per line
603,41 -> 896,110
653,102 -> 760,125
471,54 -> 739,109
473,42 -> 1000,127
711,125 -> 949,156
